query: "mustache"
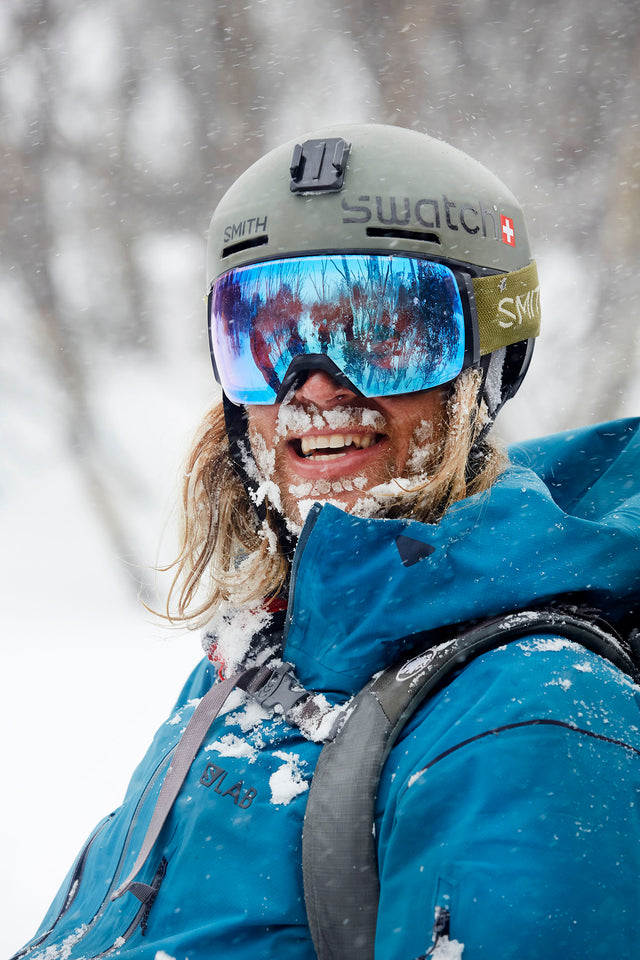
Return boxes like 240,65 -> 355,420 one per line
274,400 -> 388,440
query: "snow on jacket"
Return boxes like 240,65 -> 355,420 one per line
14,418 -> 640,960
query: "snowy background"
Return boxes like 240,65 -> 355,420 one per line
2,0 -> 640,952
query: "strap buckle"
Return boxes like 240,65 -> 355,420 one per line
246,662 -> 309,720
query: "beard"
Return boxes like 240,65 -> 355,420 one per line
248,397 -> 443,535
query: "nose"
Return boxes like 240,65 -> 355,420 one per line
294,370 -> 359,406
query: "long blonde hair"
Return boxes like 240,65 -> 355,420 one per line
162,369 -> 507,628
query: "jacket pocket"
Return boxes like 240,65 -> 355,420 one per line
415,876 -> 460,959
9,813 -> 115,960
15,744 -> 177,959
85,855 -> 168,958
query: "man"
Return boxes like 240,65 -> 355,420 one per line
15,125 -> 640,960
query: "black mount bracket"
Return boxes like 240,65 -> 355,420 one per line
290,138 -> 350,193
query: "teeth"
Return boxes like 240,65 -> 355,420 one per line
299,433 -> 375,456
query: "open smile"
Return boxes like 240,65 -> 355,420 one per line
286,432 -> 388,478
293,432 -> 385,460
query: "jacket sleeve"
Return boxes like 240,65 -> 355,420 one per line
374,637 -> 640,960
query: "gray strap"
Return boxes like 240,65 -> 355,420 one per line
112,670 -> 244,900
303,693 -> 391,960
112,659 -> 317,904
125,881 -> 157,904
302,609 -> 638,960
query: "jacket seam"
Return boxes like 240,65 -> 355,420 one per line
401,717 -> 640,801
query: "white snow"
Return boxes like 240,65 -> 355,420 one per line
29,923 -> 89,960
546,677 -> 573,691
203,603 -> 273,674
432,935 -> 465,958
573,661 -> 594,673
1,355 -> 208,955
219,687 -> 250,716
269,751 -> 309,806
168,697 -> 202,726
291,694 -> 350,743
407,769 -> 426,791
517,637 -> 578,654
274,400 -> 387,439
227,697 -> 271,733
205,733 -> 258,762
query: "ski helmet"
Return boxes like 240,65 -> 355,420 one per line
205,124 -> 540,544
207,123 -> 540,417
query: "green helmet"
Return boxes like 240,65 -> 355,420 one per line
207,122 -> 540,415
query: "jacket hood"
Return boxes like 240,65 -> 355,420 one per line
283,418 -> 640,695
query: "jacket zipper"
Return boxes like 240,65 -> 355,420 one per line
9,814 -> 115,960
100,748 -> 175,901
282,502 -> 322,646
87,856 -> 168,958
17,744 -> 177,958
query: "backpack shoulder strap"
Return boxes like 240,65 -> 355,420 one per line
302,609 -> 638,960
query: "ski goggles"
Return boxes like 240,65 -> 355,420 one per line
208,253 -> 480,405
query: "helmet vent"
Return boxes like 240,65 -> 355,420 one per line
222,234 -> 269,259
366,227 -> 440,245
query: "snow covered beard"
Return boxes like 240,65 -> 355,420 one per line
246,391 -> 446,538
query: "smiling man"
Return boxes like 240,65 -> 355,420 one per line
246,370 -> 449,526
16,125 -> 640,960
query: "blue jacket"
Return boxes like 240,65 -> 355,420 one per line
15,418 -> 640,959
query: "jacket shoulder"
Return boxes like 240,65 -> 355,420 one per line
374,637 -> 640,957
508,416 -> 640,517
384,636 -> 640,783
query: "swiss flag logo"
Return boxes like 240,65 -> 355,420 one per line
501,215 -> 515,246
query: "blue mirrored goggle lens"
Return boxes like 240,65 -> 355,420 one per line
209,255 -> 466,404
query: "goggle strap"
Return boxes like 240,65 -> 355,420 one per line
473,260 -> 541,355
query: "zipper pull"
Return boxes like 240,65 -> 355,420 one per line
423,906 -> 451,957
139,857 -> 168,936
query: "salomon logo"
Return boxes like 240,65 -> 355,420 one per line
396,650 -> 437,682
396,639 -> 457,682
